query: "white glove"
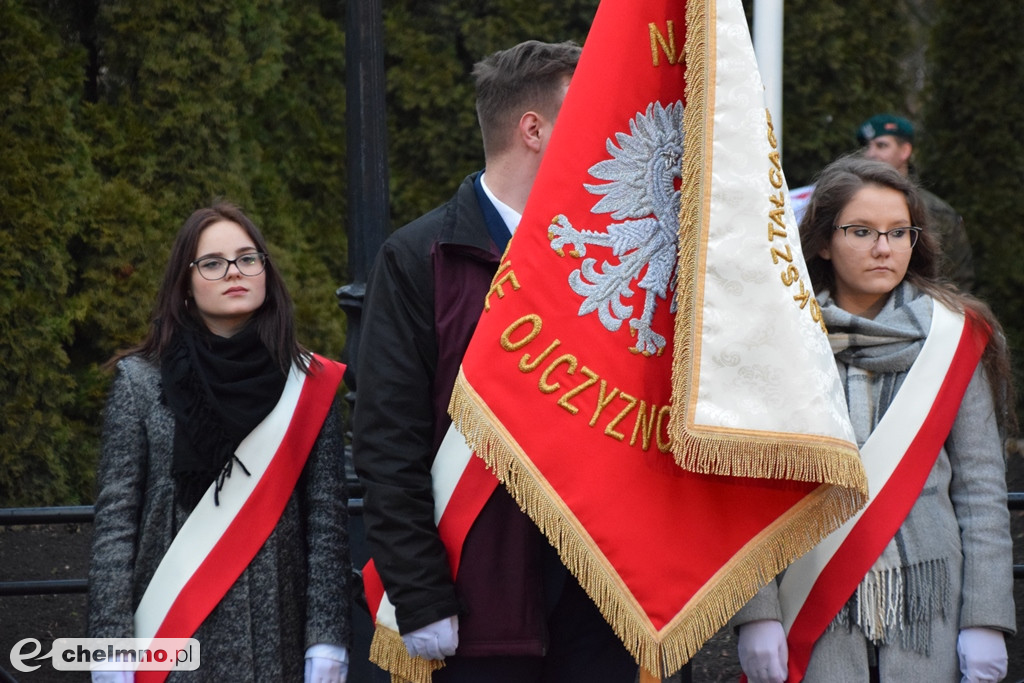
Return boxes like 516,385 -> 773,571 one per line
737,619 -> 788,683
401,615 -> 459,660
304,643 -> 349,683
91,672 -> 134,683
957,627 -> 1007,683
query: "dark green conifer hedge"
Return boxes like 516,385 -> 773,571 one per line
2,0 -> 1021,505
1,1 -> 96,504
775,0 -> 914,187
919,1 -> 1024,405
2,0 -> 347,505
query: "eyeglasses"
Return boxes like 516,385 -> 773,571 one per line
833,225 -> 921,251
190,253 -> 268,280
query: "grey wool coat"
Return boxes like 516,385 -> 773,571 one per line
733,363 -> 1016,680
88,356 -> 351,681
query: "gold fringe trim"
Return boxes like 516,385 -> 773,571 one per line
368,623 -> 445,683
672,430 -> 868,499
668,0 -> 710,466
451,368 -> 866,677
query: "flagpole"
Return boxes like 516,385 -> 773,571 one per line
753,0 -> 783,157
639,669 -> 660,683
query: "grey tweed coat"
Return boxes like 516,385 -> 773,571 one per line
88,355 -> 351,681
733,357 -> 1016,680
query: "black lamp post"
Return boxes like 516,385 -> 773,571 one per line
339,2 -> 390,677
338,0 -> 390,393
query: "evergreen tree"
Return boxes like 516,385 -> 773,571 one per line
383,0 -> 599,227
75,0 -> 286,371
779,0 -> 914,186
0,0 -> 351,504
81,0 -> 346,361
920,0 -> 1024,417
0,1 -> 94,504
5,0 -> 1020,505
246,1 -> 348,358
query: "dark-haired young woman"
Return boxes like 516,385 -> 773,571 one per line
733,157 -> 1015,683
88,202 -> 351,682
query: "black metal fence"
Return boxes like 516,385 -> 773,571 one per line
0,500 -> 366,597
4,495 -> 1021,597
0,498 -> 376,682
2,494 -> 1022,682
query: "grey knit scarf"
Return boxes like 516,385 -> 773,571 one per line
819,281 -> 950,656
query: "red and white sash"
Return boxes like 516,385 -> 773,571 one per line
778,303 -> 989,682
133,355 -> 344,683
362,424 -> 498,682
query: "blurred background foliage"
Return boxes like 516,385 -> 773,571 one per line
2,0 -> 1022,505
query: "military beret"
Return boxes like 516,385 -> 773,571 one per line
856,114 -> 914,145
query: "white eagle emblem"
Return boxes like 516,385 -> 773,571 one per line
547,101 -> 683,357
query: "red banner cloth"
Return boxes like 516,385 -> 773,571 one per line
450,0 -> 866,677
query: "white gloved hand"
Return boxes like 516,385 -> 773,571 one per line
304,644 -> 349,683
737,619 -> 788,683
401,615 -> 459,660
957,627 -> 1007,683
91,672 -> 134,683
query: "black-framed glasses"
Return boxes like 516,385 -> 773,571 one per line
190,252 -> 268,280
833,225 -> 921,251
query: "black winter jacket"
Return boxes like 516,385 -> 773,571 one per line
353,173 -> 553,656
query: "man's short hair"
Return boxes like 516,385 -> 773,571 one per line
856,113 -> 915,146
472,40 -> 582,157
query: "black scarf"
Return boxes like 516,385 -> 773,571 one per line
161,324 -> 287,511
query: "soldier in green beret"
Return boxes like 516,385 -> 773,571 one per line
857,113 -> 975,291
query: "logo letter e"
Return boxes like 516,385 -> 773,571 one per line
10,638 -> 44,672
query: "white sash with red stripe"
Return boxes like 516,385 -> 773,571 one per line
778,302 -> 988,681
362,424 -> 498,682
132,356 -> 343,680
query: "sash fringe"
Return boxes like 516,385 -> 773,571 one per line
368,624 -> 445,683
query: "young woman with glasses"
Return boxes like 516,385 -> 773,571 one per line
88,202 -> 351,682
733,157 -> 1016,683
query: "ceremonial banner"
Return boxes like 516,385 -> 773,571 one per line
449,0 -> 868,677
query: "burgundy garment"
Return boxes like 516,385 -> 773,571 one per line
452,487 -> 549,656
430,222 -> 551,655
430,236 -> 498,454
355,173 -> 556,649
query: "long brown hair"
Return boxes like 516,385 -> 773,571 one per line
801,156 -> 1016,434
113,201 -> 312,374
